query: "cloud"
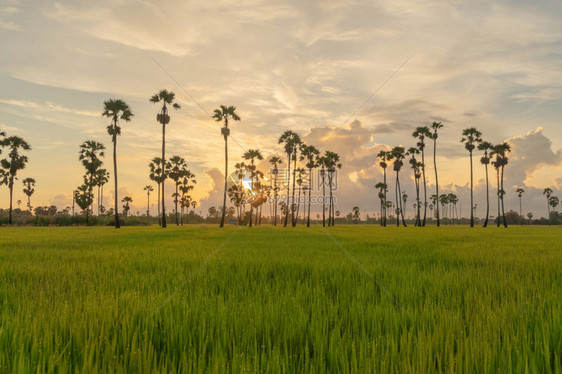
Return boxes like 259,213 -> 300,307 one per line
0,99 -> 99,117
197,168 -> 226,211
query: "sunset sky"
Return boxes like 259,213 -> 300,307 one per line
1,0 -> 561,219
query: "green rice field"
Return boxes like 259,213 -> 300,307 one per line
0,226 -> 561,372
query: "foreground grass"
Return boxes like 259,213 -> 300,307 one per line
0,225 -> 561,372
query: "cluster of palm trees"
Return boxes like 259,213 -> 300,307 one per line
0,129 -> 32,224
376,123 -> 518,228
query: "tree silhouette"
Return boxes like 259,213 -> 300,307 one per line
478,141 -> 493,227
516,187 -> 525,224
95,169 -> 109,215
278,131 -> 301,227
22,177 -> 35,212
150,90 -> 181,228
79,140 -> 105,225
377,150 -> 390,226
300,144 -> 320,228
352,206 -> 360,224
179,170 -> 196,224
412,126 -> 431,225
1,136 -> 31,224
168,155 -> 188,226
149,157 -> 168,225
407,147 -> 421,226
543,188 -> 553,218
268,156 -> 283,226
75,184 -> 93,217
461,127 -> 482,227
492,142 -> 511,228
375,182 -> 387,226
144,185 -> 154,216
322,151 -> 342,227
242,149 -> 263,227
388,146 -> 407,227
430,121 -> 443,226
103,99 -> 133,228
121,196 -> 132,218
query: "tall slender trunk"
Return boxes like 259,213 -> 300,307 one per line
330,175 -> 336,227
284,155 -> 291,227
519,196 -> 522,225
249,174 -> 254,227
97,186 -> 100,216
8,178 -> 13,224
470,151 -> 474,227
397,172 -> 407,227
433,139 -> 440,226
382,168 -> 388,227
483,163 -> 489,227
496,168 -> 501,227
415,179 -> 421,226
291,156 -> 297,227
175,183 -> 179,226
328,173 -> 333,227
161,122 -> 167,228
273,170 -> 278,226
321,170 -> 326,227
220,134 -> 228,228
157,183 -> 161,226
112,134 -> 119,228
501,165 -> 507,228
147,192 -> 150,216
421,149 -> 427,226
307,167 -> 312,227
395,173 -> 399,227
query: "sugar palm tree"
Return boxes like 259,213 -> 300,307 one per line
149,157 -> 166,225
492,142 -> 511,228
388,146 -> 407,227
549,196 -> 559,215
268,156 -> 283,225
242,149 -> 263,227
79,140 -> 105,225
407,147 -> 421,226
431,121 -> 443,226
213,105 -> 240,228
22,177 -> 35,212
278,130 -> 301,227
168,155 -> 188,226
478,141 -> 493,227
1,136 -> 31,224
375,182 -> 387,226
144,185 -> 154,216
461,127 -> 482,227
543,188 -> 553,218
150,90 -> 181,228
121,196 -> 132,218
412,126 -> 431,225
515,187 -> 525,224
377,150 -> 390,226
323,151 -> 341,227
179,171 -> 196,224
318,156 -> 327,227
95,169 -> 109,215
102,99 -> 133,228
352,206 -> 360,224
300,144 -> 319,227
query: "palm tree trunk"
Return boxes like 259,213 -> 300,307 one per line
284,155 -> 291,227
220,135 -> 228,228
322,171 -> 326,227
483,164 -> 489,227
113,136 -> 120,229
395,173 -> 399,227
519,196 -> 522,225
416,179 -> 421,226
249,177 -> 254,227
470,151 -> 474,227
175,184 -> 179,226
291,156 -> 297,227
307,167 -> 312,227
161,123 -> 167,228
147,192 -> 150,216
496,169 -> 501,227
501,165 -> 507,228
157,183 -> 161,226
433,139 -> 440,226
397,174 -> 407,227
383,169 -> 387,226
8,177 -> 13,224
273,172 -> 278,226
421,150 -> 427,226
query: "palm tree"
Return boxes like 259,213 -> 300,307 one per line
242,149 -> 263,227
212,105 -> 241,228
407,147 -> 421,226
179,171 -> 196,224
121,196 -> 132,218
268,156 -> 283,225
516,187 -> 525,223
168,155 -> 188,226
478,141 -> 493,227
151,90 -> 181,228
1,136 -> 31,224
352,206 -> 360,224
493,142 -> 511,228
388,146 -> 407,227
278,131 -> 301,227
412,126 -> 431,225
79,140 -> 105,225
323,151 -> 341,226
149,157 -> 166,225
95,169 -> 109,215
460,127 -> 482,227
75,184 -> 93,218
300,144 -> 320,227
144,185 -> 154,216
377,150 -> 390,226
543,188 -> 553,218
294,167 -> 306,223
22,177 -> 35,212
375,182 -> 387,226
102,99 -> 133,228
431,121 -> 443,226
549,196 -> 559,215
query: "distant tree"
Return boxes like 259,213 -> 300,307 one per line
323,151 -> 342,227
22,177 -> 35,212
478,141 -> 493,227
144,185 -> 154,216
278,131 -> 301,227
16,199 -> 21,210
149,157 -> 169,225
168,155 -> 188,226
95,169 -> 109,215
213,105 -> 240,228
1,136 -> 32,224
179,170 -> 196,225
430,121 -> 443,226
515,187 -> 525,224
268,156 -> 283,226
412,126 -> 431,225
150,90 -> 181,228
543,188 -> 553,218
300,144 -> 320,228
377,150 -> 391,226
407,147 -> 422,226
242,149 -> 264,227
122,196 -> 132,218
375,182 -> 387,226
388,146 -> 407,227
461,127 -> 482,227
79,140 -> 105,224
352,206 -> 360,224
491,142 -> 511,228
103,98 -> 133,229
75,184 -> 93,218
549,196 -> 559,213
527,212 -> 533,224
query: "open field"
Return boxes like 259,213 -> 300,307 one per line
0,226 -> 561,372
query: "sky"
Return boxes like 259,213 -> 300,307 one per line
1,0 -> 561,219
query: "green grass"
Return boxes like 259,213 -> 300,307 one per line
0,225 -> 561,372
